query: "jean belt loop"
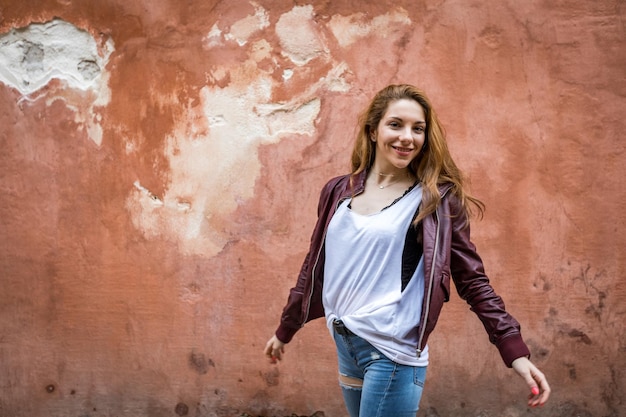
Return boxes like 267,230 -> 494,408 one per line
333,319 -> 353,336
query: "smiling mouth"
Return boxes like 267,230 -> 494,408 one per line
393,146 -> 413,153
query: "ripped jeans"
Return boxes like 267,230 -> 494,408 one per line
332,321 -> 427,417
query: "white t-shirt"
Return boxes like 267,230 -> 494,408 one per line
323,184 -> 429,366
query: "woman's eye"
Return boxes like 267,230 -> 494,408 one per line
413,126 -> 424,133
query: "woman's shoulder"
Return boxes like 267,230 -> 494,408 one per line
319,172 -> 363,202
323,173 -> 351,190
437,182 -> 456,197
437,182 -> 465,213
319,174 -> 351,199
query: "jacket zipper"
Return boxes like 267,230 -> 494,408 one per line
302,195 -> 351,325
416,186 -> 452,357
416,208 -> 440,357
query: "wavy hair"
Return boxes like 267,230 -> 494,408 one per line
350,84 -> 484,225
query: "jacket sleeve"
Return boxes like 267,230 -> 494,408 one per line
274,176 -> 345,344
447,195 -> 531,367
274,252 -> 311,343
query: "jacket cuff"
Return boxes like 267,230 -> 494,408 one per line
275,323 -> 300,344
497,333 -> 531,367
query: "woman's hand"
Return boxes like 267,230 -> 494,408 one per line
511,357 -> 551,407
264,335 -> 286,364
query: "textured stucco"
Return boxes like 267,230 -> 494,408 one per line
0,1 -> 625,416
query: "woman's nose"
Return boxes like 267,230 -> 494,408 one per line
399,126 -> 413,140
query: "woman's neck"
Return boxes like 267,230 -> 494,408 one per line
368,167 -> 415,189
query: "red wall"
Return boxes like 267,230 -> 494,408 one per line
1,1 -> 625,416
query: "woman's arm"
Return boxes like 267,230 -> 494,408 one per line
447,194 -> 550,405
447,195 -> 530,365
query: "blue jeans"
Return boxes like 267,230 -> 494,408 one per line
333,323 -> 427,417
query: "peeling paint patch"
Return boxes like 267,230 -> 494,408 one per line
320,61 -> 353,92
132,181 -> 164,207
250,39 -> 272,62
0,18 -> 114,146
0,19 -> 113,94
329,8 -> 412,48
203,23 -> 223,49
282,69 -> 293,81
255,98 -> 320,138
276,5 -> 327,65
225,2 -> 269,46
203,3 -> 269,48
126,7 -> 362,258
126,76 -> 321,257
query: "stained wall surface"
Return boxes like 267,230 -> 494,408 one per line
0,1 -> 625,416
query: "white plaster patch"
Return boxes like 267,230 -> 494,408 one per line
0,19 -> 114,146
329,8 -> 412,48
202,23 -> 223,49
250,39 -> 272,62
225,2 -> 269,46
126,8 -> 370,257
0,19 -> 113,94
321,61 -> 353,92
205,65 -> 229,85
204,3 -> 269,48
127,75 -> 322,257
256,98 -> 321,138
275,5 -> 327,65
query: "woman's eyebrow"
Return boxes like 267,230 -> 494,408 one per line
387,116 -> 426,124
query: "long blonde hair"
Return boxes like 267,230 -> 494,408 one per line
350,84 -> 484,224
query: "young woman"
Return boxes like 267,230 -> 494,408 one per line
264,84 -> 550,416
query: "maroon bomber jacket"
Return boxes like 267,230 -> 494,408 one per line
274,170 -> 531,367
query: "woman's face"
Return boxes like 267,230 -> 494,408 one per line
372,98 -> 426,172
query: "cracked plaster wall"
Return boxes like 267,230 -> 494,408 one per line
0,1 -> 625,416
